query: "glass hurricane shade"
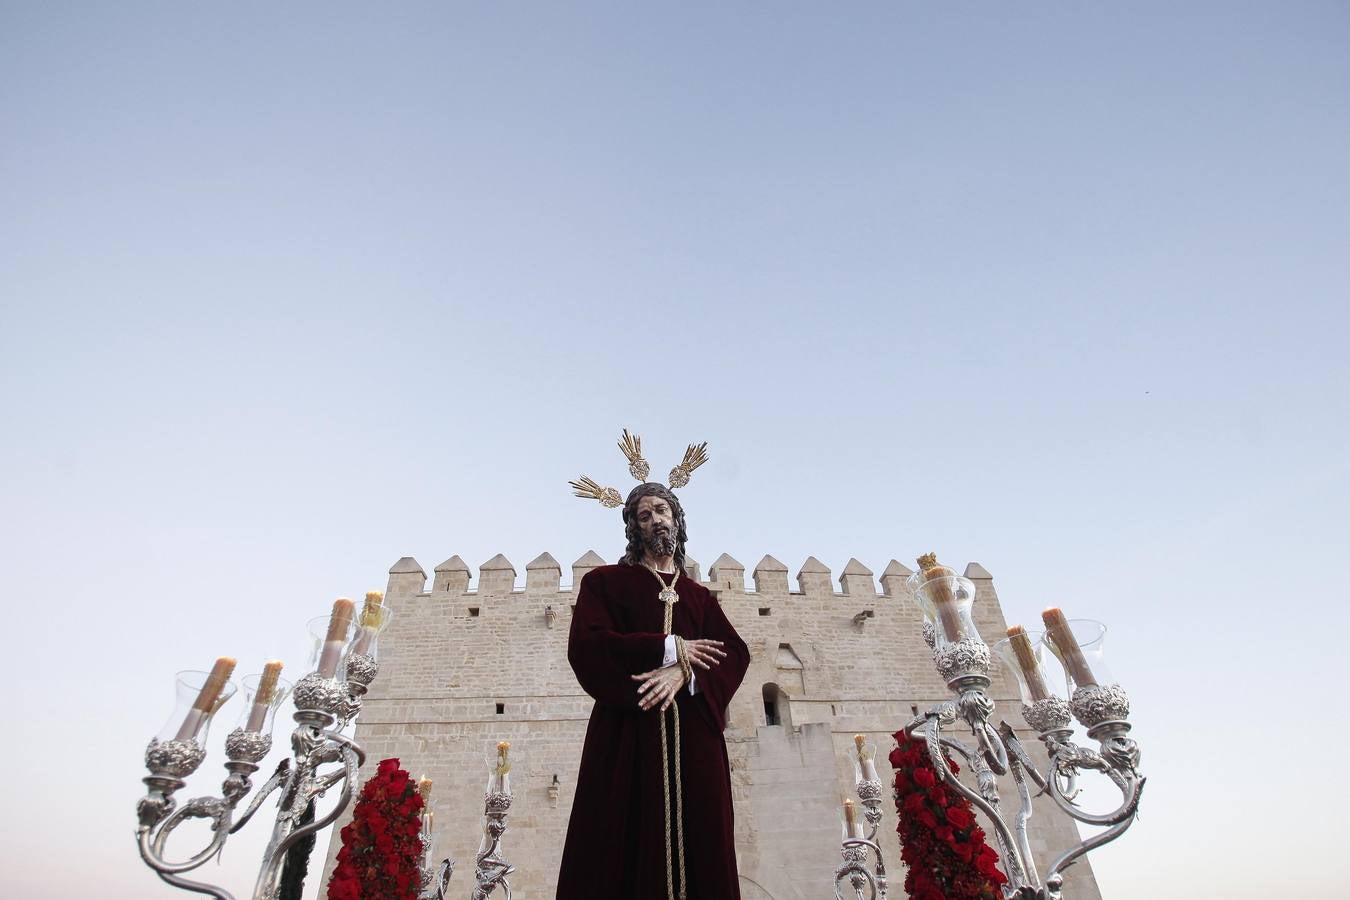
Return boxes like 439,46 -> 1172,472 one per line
350,604 -> 394,660
234,671 -> 294,735
1041,618 -> 1112,692
852,738 -> 880,784
992,629 -> 1054,705
907,572 -> 982,646
306,613 -> 356,681
157,669 -> 238,743
484,743 -> 515,797
840,802 -> 864,840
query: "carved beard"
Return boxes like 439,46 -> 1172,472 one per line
643,524 -> 676,559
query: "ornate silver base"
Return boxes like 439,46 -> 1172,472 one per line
345,652 -> 378,688
849,778 -> 888,899
1070,683 -> 1130,728
472,791 -> 515,900
145,739 -> 206,779
933,637 -> 993,681
224,729 -> 272,764
1021,697 -> 1072,734
834,838 -> 884,900
292,673 -> 350,716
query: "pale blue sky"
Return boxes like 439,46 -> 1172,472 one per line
2,3 -> 1348,898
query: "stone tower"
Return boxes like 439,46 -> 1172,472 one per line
320,552 -> 1101,899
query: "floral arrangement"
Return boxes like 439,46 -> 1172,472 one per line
890,731 -> 1008,900
327,758 -> 425,900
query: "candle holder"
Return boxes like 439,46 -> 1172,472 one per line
418,812 -> 455,900
343,603 -> 393,717
992,631 -> 1073,737
135,611 -> 375,900
831,831 -> 885,900
223,671 -> 294,765
848,738 -> 889,900
908,570 -> 992,685
897,597 -> 1144,900
469,744 -> 517,899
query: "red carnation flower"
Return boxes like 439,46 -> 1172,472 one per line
328,758 -> 425,900
945,806 -> 974,829
891,732 -> 1006,899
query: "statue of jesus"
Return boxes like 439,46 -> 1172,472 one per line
556,481 -> 750,900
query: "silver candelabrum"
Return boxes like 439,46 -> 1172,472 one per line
417,776 -> 515,900
836,569 -> 1144,900
472,766 -> 518,900
136,602 -> 385,900
835,771 -> 890,900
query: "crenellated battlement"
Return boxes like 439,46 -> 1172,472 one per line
384,552 -> 997,599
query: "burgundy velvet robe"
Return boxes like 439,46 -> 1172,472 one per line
557,563 -> 750,900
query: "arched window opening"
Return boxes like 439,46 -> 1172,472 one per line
761,682 -> 789,727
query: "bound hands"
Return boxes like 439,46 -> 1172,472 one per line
633,639 -> 727,712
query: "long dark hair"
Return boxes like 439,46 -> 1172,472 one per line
620,482 -> 689,573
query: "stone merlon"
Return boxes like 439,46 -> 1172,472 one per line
478,554 -> 516,592
526,552 -> 562,591
839,558 -> 874,595
710,553 -> 745,590
964,561 -> 993,579
434,555 -> 471,593
387,557 -> 426,595
572,550 -> 606,584
880,559 -> 913,597
797,556 -> 832,595
753,555 -> 789,594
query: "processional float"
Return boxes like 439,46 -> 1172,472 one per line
134,557 -> 1139,900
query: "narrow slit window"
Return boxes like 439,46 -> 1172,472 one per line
495,702 -> 505,715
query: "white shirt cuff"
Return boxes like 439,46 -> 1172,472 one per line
662,635 -> 698,695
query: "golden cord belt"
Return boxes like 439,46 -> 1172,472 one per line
645,565 -> 688,900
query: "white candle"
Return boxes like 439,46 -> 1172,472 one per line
854,734 -> 880,782
175,657 -> 235,741
245,661 -> 284,732
352,591 -> 384,655
843,799 -> 863,839
317,599 -> 355,678
1042,608 -> 1097,687
491,741 -> 512,794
